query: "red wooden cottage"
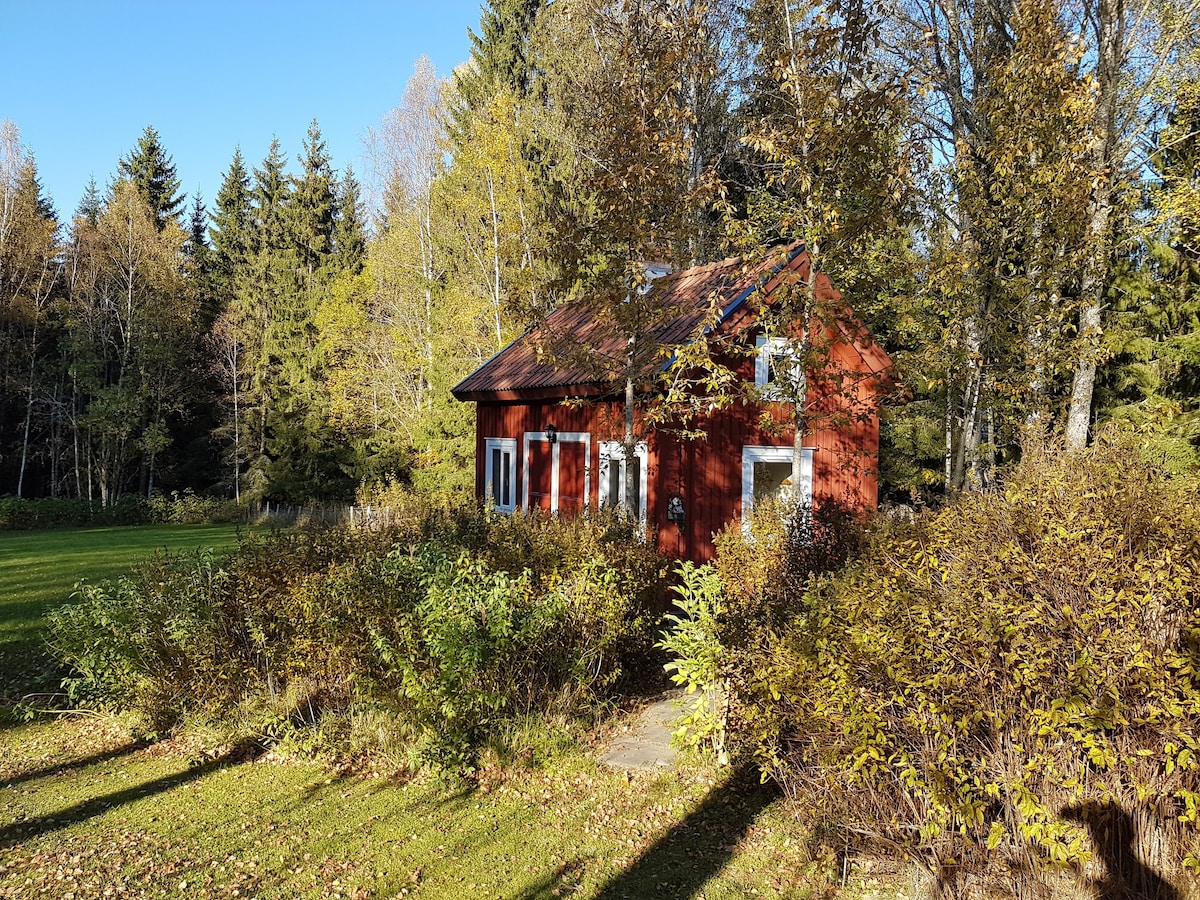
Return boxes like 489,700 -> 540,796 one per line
450,245 -> 892,561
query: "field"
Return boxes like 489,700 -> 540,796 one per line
0,524 -> 897,899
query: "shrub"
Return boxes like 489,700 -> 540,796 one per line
147,490 -> 246,524
727,438 -> 1200,896
713,496 -> 866,647
47,550 -> 241,728
0,495 -> 151,530
47,505 -> 667,770
657,562 -> 728,760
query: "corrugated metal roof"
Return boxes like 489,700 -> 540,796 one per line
451,245 -> 887,401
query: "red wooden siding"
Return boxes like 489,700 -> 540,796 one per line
461,245 -> 889,563
474,388 -> 879,562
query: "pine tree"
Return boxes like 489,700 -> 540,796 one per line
117,125 -> 185,230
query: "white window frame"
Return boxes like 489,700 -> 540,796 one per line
741,445 -> 814,533
755,334 -> 802,400
484,437 -> 518,512
598,441 -> 649,526
521,431 -> 591,514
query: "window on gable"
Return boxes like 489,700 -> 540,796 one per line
755,334 -> 800,400
485,437 -> 517,512
598,441 -> 648,524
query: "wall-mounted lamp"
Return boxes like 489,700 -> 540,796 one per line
544,423 -> 558,444
666,493 -> 685,533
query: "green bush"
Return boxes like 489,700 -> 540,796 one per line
147,490 -> 247,524
0,491 -> 250,530
726,438 -> 1200,895
657,562 -> 728,759
0,495 -> 151,530
47,550 -> 240,727
47,502 -> 666,770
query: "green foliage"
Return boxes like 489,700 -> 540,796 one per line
657,562 -> 727,758
0,496 -> 152,530
117,125 -> 184,230
146,490 -> 246,524
46,502 -> 666,771
47,551 -> 235,724
728,439 -> 1200,891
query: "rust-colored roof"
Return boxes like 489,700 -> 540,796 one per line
451,245 -> 889,401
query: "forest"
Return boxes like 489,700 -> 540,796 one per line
1,0 -> 1198,506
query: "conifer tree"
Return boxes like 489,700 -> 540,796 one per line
451,0 -> 545,139
117,125 -> 185,230
252,137 -> 291,252
186,194 -> 209,258
333,165 -> 366,275
75,176 -> 101,227
210,149 -> 253,297
288,120 -> 336,278
186,193 -> 217,324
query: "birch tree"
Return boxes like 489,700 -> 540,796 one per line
0,122 -> 61,496
729,0 -> 911,496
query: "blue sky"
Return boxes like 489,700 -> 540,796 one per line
0,0 -> 480,219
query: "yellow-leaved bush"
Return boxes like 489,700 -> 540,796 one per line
728,437 -> 1200,895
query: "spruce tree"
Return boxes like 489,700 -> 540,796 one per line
252,137 -> 291,252
450,0 -> 545,144
75,176 -> 102,227
332,165 -> 366,275
210,149 -> 253,291
186,193 -> 218,323
117,125 -> 185,230
288,120 -> 336,277
186,194 -> 209,258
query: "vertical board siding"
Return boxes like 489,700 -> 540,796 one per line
475,388 -> 881,563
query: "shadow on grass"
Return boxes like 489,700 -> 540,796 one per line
1062,801 -> 1181,900
0,751 -> 246,847
509,859 -> 585,899
584,763 -> 776,900
0,643 -> 65,712
0,740 -> 146,790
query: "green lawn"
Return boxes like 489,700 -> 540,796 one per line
0,714 -> 834,900
0,525 -> 245,701
0,524 -> 892,899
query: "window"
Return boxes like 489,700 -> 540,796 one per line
741,445 -> 813,531
485,438 -> 517,512
755,334 -> 800,400
598,441 -> 648,524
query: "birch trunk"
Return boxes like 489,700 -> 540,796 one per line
792,258 -> 816,501
624,341 -> 638,517
1065,0 -> 1123,449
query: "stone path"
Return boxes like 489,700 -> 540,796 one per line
599,690 -> 684,773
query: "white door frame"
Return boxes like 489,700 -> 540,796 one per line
522,431 -> 591,513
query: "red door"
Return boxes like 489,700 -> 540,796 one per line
558,441 -> 586,516
528,439 -> 554,511
524,436 -> 589,515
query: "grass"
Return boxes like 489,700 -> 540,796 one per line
0,524 -> 246,701
0,524 -> 906,899
0,716 -> 841,900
